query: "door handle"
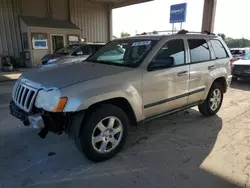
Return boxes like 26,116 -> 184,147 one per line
177,71 -> 188,77
208,65 -> 215,70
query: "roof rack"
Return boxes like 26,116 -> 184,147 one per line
177,30 -> 215,35
135,30 -> 215,36
136,30 -> 175,35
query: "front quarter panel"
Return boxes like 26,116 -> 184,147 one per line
61,69 -> 144,121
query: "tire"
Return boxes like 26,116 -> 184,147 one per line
198,82 -> 224,116
77,104 -> 128,162
232,76 -> 238,81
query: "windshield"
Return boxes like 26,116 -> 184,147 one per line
242,53 -> 250,60
87,39 -> 158,67
55,45 -> 80,55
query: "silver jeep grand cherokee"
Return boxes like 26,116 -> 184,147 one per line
10,31 -> 232,162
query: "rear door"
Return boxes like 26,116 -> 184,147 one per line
210,39 -> 231,76
187,38 -> 215,104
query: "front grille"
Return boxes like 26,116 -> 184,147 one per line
233,65 -> 250,72
12,81 -> 38,112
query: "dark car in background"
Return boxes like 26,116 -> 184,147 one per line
40,43 -> 105,68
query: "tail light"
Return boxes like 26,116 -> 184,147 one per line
229,59 -> 233,73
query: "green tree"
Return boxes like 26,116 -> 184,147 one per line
120,32 -> 130,37
218,33 -> 226,40
224,37 -> 250,48
152,31 -> 159,34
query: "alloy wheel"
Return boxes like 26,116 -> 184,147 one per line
91,116 -> 123,153
209,88 -> 222,111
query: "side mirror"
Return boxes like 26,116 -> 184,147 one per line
148,57 -> 174,71
76,51 -> 83,56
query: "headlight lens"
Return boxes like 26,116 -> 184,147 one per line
35,89 -> 61,111
47,58 -> 58,64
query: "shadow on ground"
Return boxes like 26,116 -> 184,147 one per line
230,79 -> 250,91
0,108 -> 239,187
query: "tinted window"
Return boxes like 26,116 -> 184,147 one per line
154,39 -> 185,66
188,39 -> 210,63
80,45 -> 92,55
94,45 -> 104,52
230,49 -> 247,56
210,40 -> 228,59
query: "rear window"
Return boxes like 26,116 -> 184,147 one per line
188,39 -> 210,63
230,50 -> 245,55
210,40 -> 228,59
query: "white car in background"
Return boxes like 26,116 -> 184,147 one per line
230,48 -> 250,62
232,53 -> 250,80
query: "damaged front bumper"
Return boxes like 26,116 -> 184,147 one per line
9,100 -> 44,129
9,100 -> 70,138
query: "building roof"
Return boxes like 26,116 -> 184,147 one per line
20,16 -> 80,30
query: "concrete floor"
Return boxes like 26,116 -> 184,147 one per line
1,80 -> 250,188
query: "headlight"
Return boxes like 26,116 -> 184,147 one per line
47,58 -> 58,64
35,89 -> 67,112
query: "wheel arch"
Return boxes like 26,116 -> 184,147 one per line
213,77 -> 227,93
84,97 -> 138,126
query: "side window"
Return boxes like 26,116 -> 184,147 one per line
207,41 -> 216,60
80,45 -> 92,55
188,39 -> 210,63
95,45 -> 104,52
210,39 -> 228,59
154,39 -> 185,66
72,48 -> 82,56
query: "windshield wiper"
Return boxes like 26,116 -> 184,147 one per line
87,60 -> 133,67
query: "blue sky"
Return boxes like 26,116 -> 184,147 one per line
113,0 -> 250,39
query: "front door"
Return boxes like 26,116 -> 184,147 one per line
143,39 -> 189,118
51,35 -> 64,53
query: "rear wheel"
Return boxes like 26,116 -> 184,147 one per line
77,104 -> 128,162
198,82 -> 223,116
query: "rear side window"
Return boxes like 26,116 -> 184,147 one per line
210,40 -> 228,59
188,39 -> 210,63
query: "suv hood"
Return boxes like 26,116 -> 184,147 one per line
21,62 -> 132,89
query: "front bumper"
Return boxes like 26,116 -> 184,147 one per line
9,101 -> 44,129
232,65 -> 250,78
232,72 -> 250,78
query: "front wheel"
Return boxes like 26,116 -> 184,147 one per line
77,104 -> 128,162
198,82 -> 223,116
